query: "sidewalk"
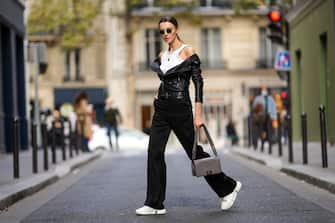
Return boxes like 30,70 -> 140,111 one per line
0,148 -> 103,210
230,142 -> 335,194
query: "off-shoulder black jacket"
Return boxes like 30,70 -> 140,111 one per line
150,54 -> 204,103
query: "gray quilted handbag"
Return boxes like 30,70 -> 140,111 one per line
191,124 -> 222,177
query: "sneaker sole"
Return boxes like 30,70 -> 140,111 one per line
136,209 -> 167,216
235,182 -> 242,193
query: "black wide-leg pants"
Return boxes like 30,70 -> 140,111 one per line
144,98 -> 237,210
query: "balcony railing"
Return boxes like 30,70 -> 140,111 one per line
131,0 -> 233,9
200,0 -> 233,9
63,75 -> 85,82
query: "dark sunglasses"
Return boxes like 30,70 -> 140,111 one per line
159,28 -> 172,35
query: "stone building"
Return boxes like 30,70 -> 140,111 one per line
287,0 -> 335,142
0,0 -> 28,152
122,0 -> 286,142
27,0 -> 109,123
28,0 -> 286,144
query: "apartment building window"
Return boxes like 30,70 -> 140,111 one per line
64,48 -> 83,82
74,48 -> 81,80
258,27 -> 276,68
201,28 -> 223,69
142,29 -> 161,71
64,49 -> 71,81
199,0 -> 232,8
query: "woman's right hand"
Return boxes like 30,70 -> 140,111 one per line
154,95 -> 158,100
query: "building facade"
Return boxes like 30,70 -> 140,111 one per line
287,0 -> 335,142
28,0 -> 287,144
27,1 -> 109,124
0,0 -> 28,153
127,1 -> 286,141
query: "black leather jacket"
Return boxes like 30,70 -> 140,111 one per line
150,54 -> 204,103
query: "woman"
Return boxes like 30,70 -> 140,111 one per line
136,16 -> 241,216
74,91 -> 93,152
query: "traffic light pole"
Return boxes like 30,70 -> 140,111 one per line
285,19 -> 293,163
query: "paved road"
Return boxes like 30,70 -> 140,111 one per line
2,148 -> 335,223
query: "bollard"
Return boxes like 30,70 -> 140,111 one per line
74,121 -> 79,155
248,115 -> 252,148
277,112 -> 283,157
319,105 -> 328,168
268,114 -> 272,155
13,118 -> 20,178
61,120 -> 66,161
68,120 -> 73,158
41,121 -> 48,171
80,116 -> 85,152
287,115 -> 294,163
51,121 -> 57,164
301,112 -> 308,165
32,122 -> 38,173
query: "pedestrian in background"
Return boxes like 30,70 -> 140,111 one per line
136,16 -> 242,216
74,91 -> 93,152
226,118 -> 239,146
103,97 -> 122,151
251,86 -> 277,150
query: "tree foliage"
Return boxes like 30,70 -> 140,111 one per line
28,0 -> 103,49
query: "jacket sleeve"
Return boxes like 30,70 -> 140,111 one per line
191,56 -> 204,103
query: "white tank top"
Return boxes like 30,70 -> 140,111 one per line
160,44 -> 188,74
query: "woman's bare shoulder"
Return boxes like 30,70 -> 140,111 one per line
181,45 -> 196,59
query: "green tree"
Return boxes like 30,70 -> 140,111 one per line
28,0 -> 104,49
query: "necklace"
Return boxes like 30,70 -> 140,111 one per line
167,43 -> 183,61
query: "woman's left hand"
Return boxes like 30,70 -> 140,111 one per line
194,116 -> 203,129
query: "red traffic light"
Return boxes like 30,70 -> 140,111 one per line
269,10 -> 281,22
281,91 -> 287,99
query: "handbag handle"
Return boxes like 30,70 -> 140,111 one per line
192,124 -> 218,161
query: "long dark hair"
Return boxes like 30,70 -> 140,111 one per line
74,91 -> 88,108
158,16 -> 183,42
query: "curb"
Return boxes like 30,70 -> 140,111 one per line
232,149 -> 335,194
281,167 -> 335,194
0,151 -> 103,210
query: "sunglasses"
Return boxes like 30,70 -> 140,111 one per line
159,28 -> 172,35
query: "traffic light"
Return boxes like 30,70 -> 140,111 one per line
281,90 -> 289,108
267,8 -> 283,44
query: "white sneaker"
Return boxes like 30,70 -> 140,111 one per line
221,181 -> 242,210
135,205 -> 167,216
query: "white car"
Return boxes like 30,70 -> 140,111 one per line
88,124 -> 150,152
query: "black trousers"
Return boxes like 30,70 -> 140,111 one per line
144,98 -> 237,209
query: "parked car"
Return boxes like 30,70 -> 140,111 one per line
88,124 -> 150,152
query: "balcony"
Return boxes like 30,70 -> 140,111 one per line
199,0 -> 233,9
131,0 -> 233,9
63,75 -> 85,82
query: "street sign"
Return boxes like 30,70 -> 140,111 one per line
275,50 -> 291,71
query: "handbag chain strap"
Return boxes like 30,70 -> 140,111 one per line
192,124 -> 218,161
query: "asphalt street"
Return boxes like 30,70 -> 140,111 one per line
1,148 -> 335,223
